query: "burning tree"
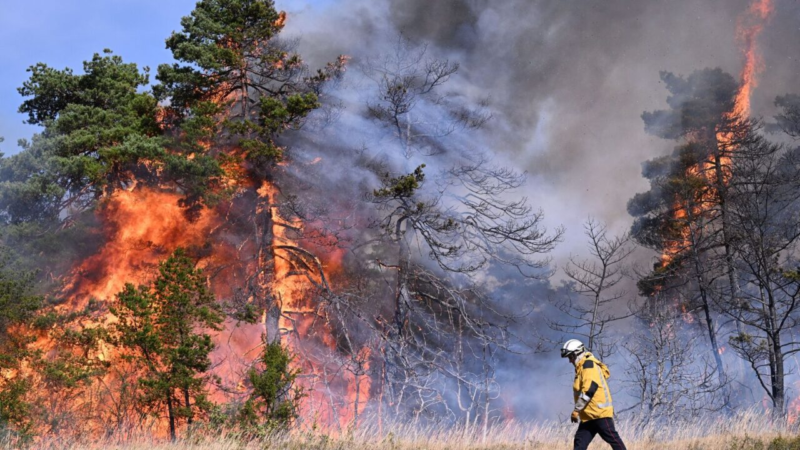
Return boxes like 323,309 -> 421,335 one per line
723,130 -> 800,416
106,249 -> 224,440
0,0 -> 353,437
0,0 -> 572,440
629,68 -> 743,386
154,0 -> 340,176
0,244 -> 41,439
627,0 -> 775,413
11,50 -> 175,219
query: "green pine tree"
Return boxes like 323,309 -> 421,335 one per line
0,244 -> 42,439
155,0 -> 343,174
238,340 -> 304,434
108,248 -> 224,440
4,49 -> 226,229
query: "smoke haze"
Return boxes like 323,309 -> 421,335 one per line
280,0 -> 800,262
2,0 -> 799,427
270,0 -> 800,420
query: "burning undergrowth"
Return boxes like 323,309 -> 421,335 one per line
4,0 -> 800,444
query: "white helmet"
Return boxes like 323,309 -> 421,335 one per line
560,339 -> 585,358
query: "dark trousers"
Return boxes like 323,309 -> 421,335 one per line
573,417 -> 627,450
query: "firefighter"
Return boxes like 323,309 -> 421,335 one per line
561,339 -> 627,450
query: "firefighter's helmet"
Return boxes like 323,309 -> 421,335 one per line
560,339 -> 585,358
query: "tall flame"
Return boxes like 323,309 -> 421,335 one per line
2,10 -> 369,439
731,0 -> 774,120
61,189 -> 221,306
660,0 -> 772,267
9,176 -> 370,437
259,181 -> 372,430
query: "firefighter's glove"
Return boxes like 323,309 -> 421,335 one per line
570,411 -> 579,423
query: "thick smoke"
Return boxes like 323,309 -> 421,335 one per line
270,0 -> 800,421
281,0 -> 800,259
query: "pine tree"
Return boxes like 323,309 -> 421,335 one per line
238,340 -> 304,434
4,49 -> 227,228
108,248 -> 224,440
155,0 -> 344,174
0,243 -> 41,438
629,68 -> 744,390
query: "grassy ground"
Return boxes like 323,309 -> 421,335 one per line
7,410 -> 800,449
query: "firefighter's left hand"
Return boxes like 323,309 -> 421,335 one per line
570,411 -> 579,423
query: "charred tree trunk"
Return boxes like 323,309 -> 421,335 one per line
699,285 -> 726,385
387,219 -> 411,412
394,239 -> 410,344
685,204 -> 727,385
771,331 -> 785,416
764,283 -> 785,416
259,189 -> 280,343
710,131 -> 741,306
692,259 -> 726,385
711,135 -> 746,356
166,393 -> 176,441
183,387 -> 192,427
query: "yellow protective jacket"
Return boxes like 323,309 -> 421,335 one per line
572,352 -> 614,422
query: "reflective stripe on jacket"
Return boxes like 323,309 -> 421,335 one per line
572,352 -> 614,421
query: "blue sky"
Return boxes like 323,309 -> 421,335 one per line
0,0 -> 199,152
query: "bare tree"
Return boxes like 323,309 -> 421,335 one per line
722,131 -> 800,416
362,38 -> 488,159
548,218 -> 633,359
620,299 -> 728,425
352,39 -> 563,422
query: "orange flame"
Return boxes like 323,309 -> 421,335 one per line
275,11 -> 287,29
258,181 -> 371,431
660,0 -> 772,267
6,176 -> 371,436
8,24 -> 362,438
61,189 -> 221,307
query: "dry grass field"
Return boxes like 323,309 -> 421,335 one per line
5,410 -> 800,450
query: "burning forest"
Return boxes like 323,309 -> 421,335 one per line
2,0 -> 800,448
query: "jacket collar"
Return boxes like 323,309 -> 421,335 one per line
573,351 -> 592,368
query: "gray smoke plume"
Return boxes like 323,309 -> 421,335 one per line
271,0 -> 800,421
281,0 -> 800,259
